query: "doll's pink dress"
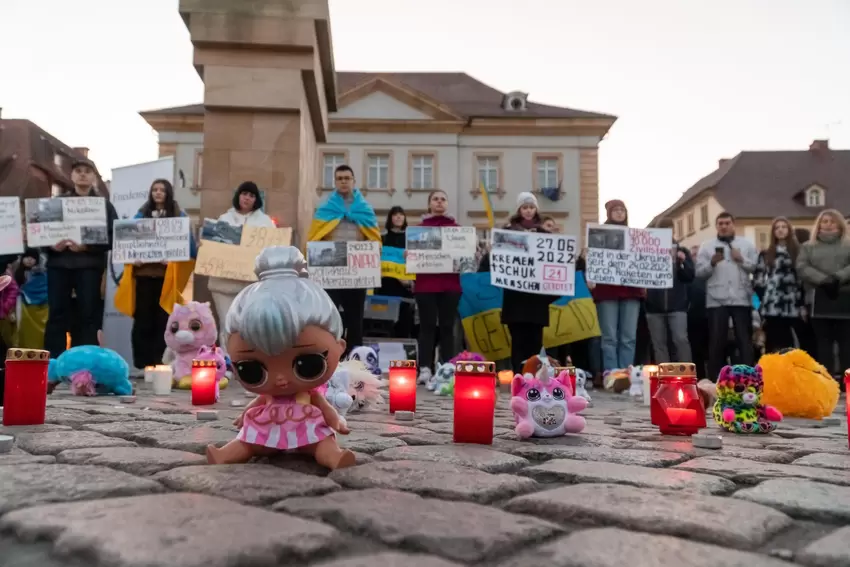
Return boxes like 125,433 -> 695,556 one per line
237,391 -> 334,449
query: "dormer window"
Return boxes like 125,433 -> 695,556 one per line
805,185 -> 825,207
502,91 -> 528,111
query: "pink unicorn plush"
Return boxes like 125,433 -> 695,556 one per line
510,367 -> 587,438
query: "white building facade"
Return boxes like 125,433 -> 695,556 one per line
141,72 -> 615,241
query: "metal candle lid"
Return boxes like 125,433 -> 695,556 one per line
192,359 -> 217,368
389,360 -> 416,369
455,361 -> 496,374
6,348 -> 49,362
658,362 -> 696,378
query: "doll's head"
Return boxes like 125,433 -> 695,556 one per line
165,301 -> 217,354
196,345 -> 227,381
225,246 -> 345,396
347,345 -> 380,375
716,364 -> 764,407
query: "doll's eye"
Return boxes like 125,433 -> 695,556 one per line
293,351 -> 329,381
170,322 -> 179,333
189,319 -> 202,332
734,384 -> 745,393
552,388 -> 565,400
526,388 -> 541,401
234,360 -> 267,387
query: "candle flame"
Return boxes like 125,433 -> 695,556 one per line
677,389 -> 684,403
398,377 -> 406,384
472,390 -> 480,397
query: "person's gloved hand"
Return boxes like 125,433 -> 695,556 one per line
820,275 -> 841,299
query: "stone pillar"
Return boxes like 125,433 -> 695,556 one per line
179,0 -> 336,304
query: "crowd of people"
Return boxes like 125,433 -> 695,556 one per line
0,159 -> 847,393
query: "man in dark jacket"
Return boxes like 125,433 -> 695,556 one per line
645,242 -> 695,363
42,158 -> 117,358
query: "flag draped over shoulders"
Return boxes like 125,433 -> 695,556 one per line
307,189 -> 380,242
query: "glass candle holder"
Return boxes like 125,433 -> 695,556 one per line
643,365 -> 659,408
2,348 -> 50,426
652,362 -> 705,436
191,360 -> 217,406
453,361 -> 496,445
388,360 -> 417,413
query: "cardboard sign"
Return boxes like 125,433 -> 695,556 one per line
0,197 -> 24,255
194,226 -> 292,281
307,240 -> 381,289
25,197 -> 108,246
112,217 -> 192,264
489,229 -> 577,296
585,224 -> 674,289
405,226 -> 477,274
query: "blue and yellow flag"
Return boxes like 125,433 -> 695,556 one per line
479,181 -> 495,228
380,246 -> 415,281
459,271 -> 600,361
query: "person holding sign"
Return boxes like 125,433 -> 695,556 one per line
412,190 -> 463,383
113,179 -> 197,370
307,165 -> 380,355
376,206 -> 414,338
43,158 -> 118,358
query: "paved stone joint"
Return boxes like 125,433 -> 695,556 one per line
0,381 -> 847,566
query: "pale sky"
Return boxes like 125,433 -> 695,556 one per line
2,0 -> 848,226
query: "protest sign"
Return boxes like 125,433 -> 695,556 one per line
381,245 -> 415,281
25,197 -> 108,247
489,229 -> 577,295
0,197 -> 24,255
194,226 -> 292,281
307,241 -> 381,289
459,271 -> 600,361
585,224 -> 673,289
405,226 -> 477,274
112,217 -> 192,264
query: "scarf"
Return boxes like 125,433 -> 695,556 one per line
314,189 -> 377,228
817,232 -> 841,244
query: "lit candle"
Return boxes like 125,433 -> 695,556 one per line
144,366 -> 156,383
497,370 -> 514,393
453,361 -> 496,445
191,360 -> 217,406
642,365 -> 658,407
2,348 -> 50,426
151,366 -> 173,395
388,360 -> 417,413
652,362 -> 705,436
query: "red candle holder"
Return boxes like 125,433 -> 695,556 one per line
191,359 -> 217,406
844,370 -> 849,449
388,360 -> 417,413
554,366 -> 577,396
2,348 -> 50,426
652,362 -> 705,436
453,360 -> 496,445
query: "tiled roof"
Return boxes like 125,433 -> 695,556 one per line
140,72 -> 615,120
650,143 -> 850,225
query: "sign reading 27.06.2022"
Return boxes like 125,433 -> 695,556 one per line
489,229 -> 577,296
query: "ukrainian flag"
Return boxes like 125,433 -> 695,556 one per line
479,181 -> 495,228
381,246 -> 415,281
458,271 -> 600,361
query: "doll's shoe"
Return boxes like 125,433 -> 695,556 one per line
218,377 -> 229,390
175,375 -> 193,390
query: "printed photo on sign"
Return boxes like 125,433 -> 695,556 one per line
25,197 -> 108,247
307,240 -> 381,289
112,217 -> 192,265
405,225 -> 477,274
490,229 -> 577,295
0,197 -> 24,255
195,226 -> 292,282
584,224 -> 674,289
200,219 -> 243,245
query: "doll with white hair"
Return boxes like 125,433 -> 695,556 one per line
205,246 -> 355,470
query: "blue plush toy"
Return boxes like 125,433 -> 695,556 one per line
48,331 -> 133,396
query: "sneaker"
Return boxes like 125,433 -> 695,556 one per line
417,367 -> 432,386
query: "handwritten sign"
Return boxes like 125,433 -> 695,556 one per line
25,197 -> 108,247
307,241 -> 381,289
489,229 -> 577,295
381,246 -> 415,281
0,197 -> 24,255
406,226 -> 476,274
194,226 -> 292,281
585,224 -> 673,289
112,217 -> 191,264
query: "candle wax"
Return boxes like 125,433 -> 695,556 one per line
666,407 -> 698,426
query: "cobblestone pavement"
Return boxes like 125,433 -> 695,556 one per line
1,379 -> 848,567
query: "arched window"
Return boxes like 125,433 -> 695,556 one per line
806,186 -> 824,207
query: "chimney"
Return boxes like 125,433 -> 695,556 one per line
73,147 -> 89,157
810,139 -> 829,152
718,158 -> 730,168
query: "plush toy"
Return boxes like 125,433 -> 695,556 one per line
713,364 -> 782,434
344,360 -> 387,411
162,301 -> 218,389
433,362 -> 456,396
194,345 -> 229,401
510,367 -> 587,438
47,331 -> 133,396
627,365 -> 647,400
520,347 -> 559,378
347,345 -> 381,376
604,368 -> 631,393
574,368 -> 592,403
325,366 -> 354,421
758,349 -> 839,420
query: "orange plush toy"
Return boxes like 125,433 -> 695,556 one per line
758,349 -> 839,420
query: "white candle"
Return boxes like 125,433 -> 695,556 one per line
152,367 -> 173,395
144,366 -> 156,383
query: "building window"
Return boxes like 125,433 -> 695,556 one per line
536,157 -> 559,189
193,150 -> 203,189
477,156 -> 500,192
675,220 -> 683,240
806,187 -> 824,207
410,154 -> 435,190
367,153 -> 391,189
322,153 -> 346,188
686,212 -> 695,235
699,204 -> 709,228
